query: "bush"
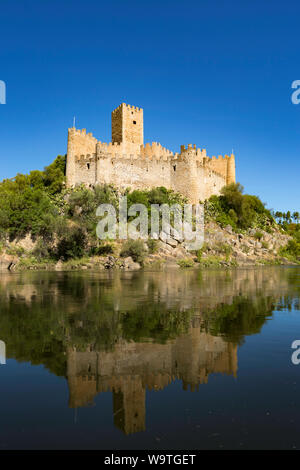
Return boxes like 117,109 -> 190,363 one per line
199,255 -> 223,267
254,231 -> 263,240
6,246 -> 25,257
0,186 -> 59,239
147,238 -> 159,254
196,242 -> 208,262
127,186 -> 186,209
125,187 -> 187,236
56,225 -> 87,260
120,239 -> 147,264
177,258 -> 194,268
68,184 -> 118,235
205,183 -> 273,231
32,239 -> 50,260
90,243 -> 114,256
279,239 -> 300,260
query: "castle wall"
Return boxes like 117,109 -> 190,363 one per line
68,147 -> 230,203
96,149 -> 173,191
205,154 -> 236,186
66,103 -> 236,200
74,155 -> 97,186
198,165 -> 228,201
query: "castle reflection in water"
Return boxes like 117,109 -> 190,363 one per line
67,324 -> 237,434
0,267 -> 298,435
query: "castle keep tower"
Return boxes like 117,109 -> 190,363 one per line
112,103 -> 143,148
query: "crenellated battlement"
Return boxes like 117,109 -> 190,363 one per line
141,142 -> 174,158
68,127 -> 97,141
112,102 -> 143,113
209,153 -> 234,161
66,103 -> 236,203
97,141 -> 124,153
76,153 -> 96,163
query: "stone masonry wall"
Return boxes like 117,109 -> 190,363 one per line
66,103 -> 236,202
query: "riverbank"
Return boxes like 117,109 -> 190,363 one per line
1,220 -> 298,272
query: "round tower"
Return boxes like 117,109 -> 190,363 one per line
176,144 -> 199,204
226,153 -> 236,185
66,128 -> 76,188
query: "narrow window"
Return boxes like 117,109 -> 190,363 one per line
173,165 -> 176,172
133,120 -> 136,124
87,163 -> 90,170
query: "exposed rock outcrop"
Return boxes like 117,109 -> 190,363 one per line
0,254 -> 18,272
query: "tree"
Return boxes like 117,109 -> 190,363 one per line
292,212 -> 299,224
275,211 -> 283,224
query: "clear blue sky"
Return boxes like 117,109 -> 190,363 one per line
0,0 -> 299,212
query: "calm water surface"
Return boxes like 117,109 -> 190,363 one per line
0,266 -> 299,449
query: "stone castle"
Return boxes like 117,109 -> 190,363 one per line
66,103 -> 236,203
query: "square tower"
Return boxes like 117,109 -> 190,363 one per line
111,103 -> 143,146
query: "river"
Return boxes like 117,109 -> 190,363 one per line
0,266 -> 299,449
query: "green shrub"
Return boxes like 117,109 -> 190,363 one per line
254,231 -> 263,241
177,258 -> 194,268
32,239 -> 50,261
215,242 -> 232,256
279,239 -> 300,260
6,245 -> 25,257
68,184 -> 118,235
216,212 -> 237,229
120,239 -> 147,264
196,242 -> 208,262
199,255 -> 223,267
205,183 -> 273,231
147,238 -> 159,254
56,225 -> 87,260
90,243 -> 114,256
